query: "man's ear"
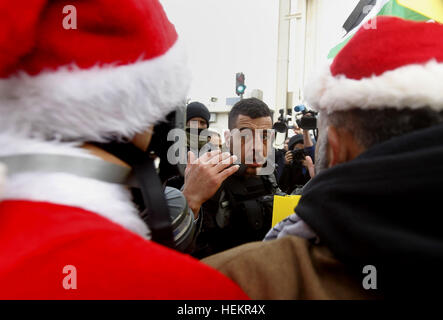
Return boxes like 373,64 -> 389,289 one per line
327,126 -> 345,168
132,127 -> 154,151
327,125 -> 364,167
224,130 -> 231,148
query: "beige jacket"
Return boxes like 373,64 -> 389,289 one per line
202,236 -> 380,300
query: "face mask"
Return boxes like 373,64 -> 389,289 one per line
185,127 -> 210,151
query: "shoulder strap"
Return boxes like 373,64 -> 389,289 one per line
93,142 -> 175,249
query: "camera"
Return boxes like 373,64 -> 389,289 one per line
290,148 -> 306,167
294,105 -> 318,131
273,105 -> 318,135
273,109 -> 290,134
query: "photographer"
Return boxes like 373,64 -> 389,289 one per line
274,137 -> 289,181
278,131 -> 315,194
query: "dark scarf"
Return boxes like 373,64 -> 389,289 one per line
296,124 -> 443,296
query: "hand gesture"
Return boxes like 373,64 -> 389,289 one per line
284,151 -> 293,165
182,150 -> 239,217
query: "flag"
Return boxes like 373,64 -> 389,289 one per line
328,0 -> 443,59
272,195 -> 301,227
398,0 -> 443,22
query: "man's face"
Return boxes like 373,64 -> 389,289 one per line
187,117 -> 208,129
228,114 -> 273,175
209,134 -> 222,149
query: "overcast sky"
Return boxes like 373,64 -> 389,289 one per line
160,0 -> 280,108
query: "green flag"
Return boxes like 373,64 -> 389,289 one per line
328,0 -> 431,59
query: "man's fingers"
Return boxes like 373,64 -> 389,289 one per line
199,149 -> 221,164
187,151 -> 196,165
209,150 -> 226,164
218,164 -> 240,181
214,155 -> 238,173
207,152 -> 231,165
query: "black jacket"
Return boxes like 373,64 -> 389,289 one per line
296,124 -> 443,296
193,172 -> 282,258
278,162 -> 311,194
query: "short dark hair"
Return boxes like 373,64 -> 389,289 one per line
326,107 -> 443,149
228,98 -> 272,130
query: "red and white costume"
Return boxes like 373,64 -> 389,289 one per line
0,0 -> 248,299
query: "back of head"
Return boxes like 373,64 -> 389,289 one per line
287,134 -> 304,151
306,17 -> 443,146
301,17 -> 443,295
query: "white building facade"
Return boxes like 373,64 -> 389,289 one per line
161,0 -> 360,137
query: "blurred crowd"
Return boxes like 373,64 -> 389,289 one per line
0,0 -> 442,300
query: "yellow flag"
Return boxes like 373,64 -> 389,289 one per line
272,195 -> 302,227
397,0 -> 443,23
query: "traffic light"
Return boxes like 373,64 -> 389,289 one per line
235,72 -> 246,96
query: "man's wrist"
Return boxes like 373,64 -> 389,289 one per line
183,189 -> 202,218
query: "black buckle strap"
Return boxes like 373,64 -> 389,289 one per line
92,142 -> 175,249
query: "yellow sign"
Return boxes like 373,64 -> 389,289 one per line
398,0 -> 443,23
272,195 -> 302,227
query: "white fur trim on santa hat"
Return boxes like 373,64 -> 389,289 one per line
0,39 -> 190,142
305,60 -> 443,113
0,133 -> 151,239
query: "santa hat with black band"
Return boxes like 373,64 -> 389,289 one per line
305,17 -> 443,114
0,0 -> 189,142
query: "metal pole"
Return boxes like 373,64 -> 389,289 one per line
275,0 -> 291,121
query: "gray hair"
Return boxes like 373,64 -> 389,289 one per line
314,107 -> 443,175
322,107 -> 443,150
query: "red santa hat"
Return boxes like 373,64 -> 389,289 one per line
305,17 -> 443,114
0,0 -> 189,142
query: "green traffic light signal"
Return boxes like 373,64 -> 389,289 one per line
236,72 -> 246,96
236,84 -> 246,94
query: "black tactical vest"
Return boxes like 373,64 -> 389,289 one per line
194,172 -> 284,258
